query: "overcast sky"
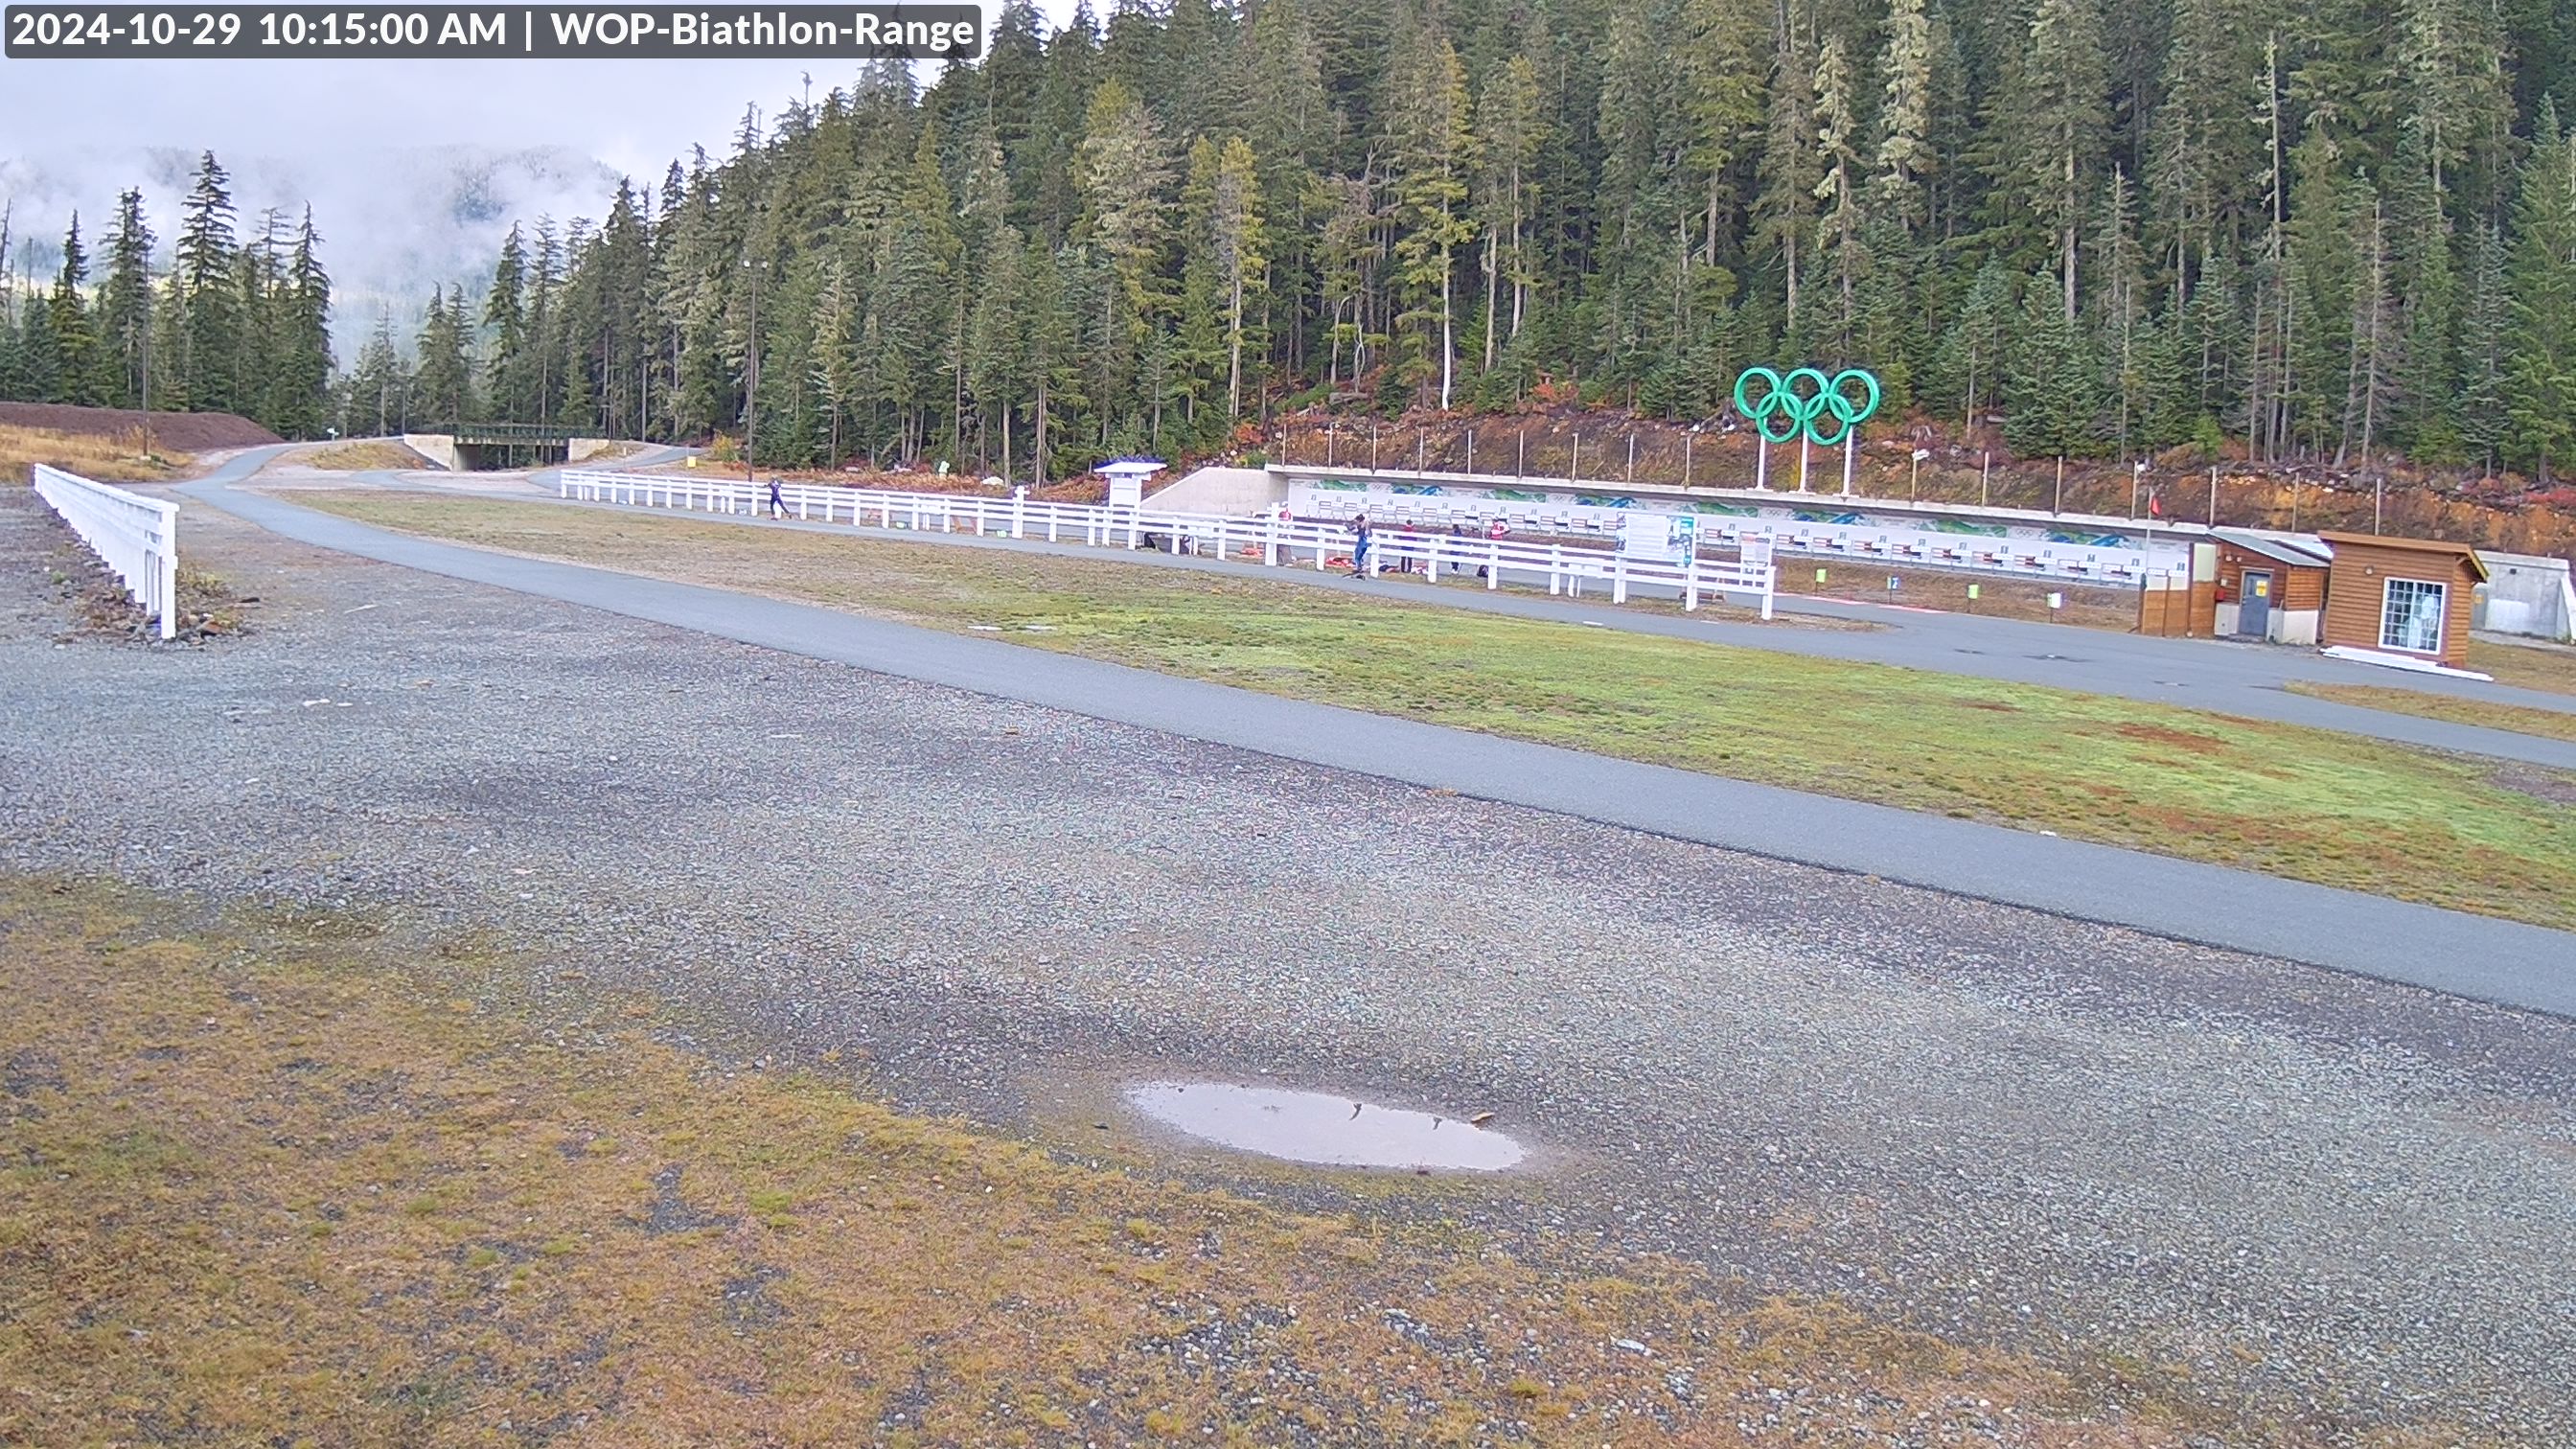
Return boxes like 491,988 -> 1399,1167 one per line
0,4 -> 1074,320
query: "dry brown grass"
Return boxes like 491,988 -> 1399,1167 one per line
292,440 -> 428,472
2468,639 -> 2576,697
1771,559 -> 2143,630
0,425 -> 189,485
0,873 -> 2335,1446
2287,681 -> 2576,743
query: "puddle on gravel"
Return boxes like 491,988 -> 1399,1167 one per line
1123,1081 -> 1527,1171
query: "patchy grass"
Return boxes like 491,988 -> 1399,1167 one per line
1775,559 -> 2142,631
0,425 -> 189,485
291,493 -> 2576,932
2288,682 -> 2576,744
289,440 -> 427,472
2469,639 -> 2576,697
0,875 -> 2242,1445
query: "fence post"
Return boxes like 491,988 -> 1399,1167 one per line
1613,553 -> 1628,604
1550,545 -> 1564,595
1487,541 -> 1501,590
155,523 -> 176,640
1684,550 -> 1700,612
1265,510 -> 1279,566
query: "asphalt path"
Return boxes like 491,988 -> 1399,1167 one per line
186,452 -> 2576,1019
312,459 -> 2576,772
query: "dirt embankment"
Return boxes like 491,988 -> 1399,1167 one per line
1273,405 -> 2576,561
0,402 -> 281,452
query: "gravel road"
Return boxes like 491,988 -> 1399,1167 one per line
7,486 -> 2575,1440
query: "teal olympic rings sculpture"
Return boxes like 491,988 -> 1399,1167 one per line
1733,366 -> 1881,447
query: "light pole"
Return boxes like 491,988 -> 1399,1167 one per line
742,251 -> 767,482
2138,460 -> 2158,590
137,262 -> 154,459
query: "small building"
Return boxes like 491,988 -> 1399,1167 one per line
1098,457 -> 1167,507
2473,550 -> 2576,642
2211,530 -> 2331,645
2318,531 -> 2491,670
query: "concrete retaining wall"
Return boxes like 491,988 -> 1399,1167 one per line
2474,551 -> 2574,641
400,433 -> 458,470
569,437 -> 617,463
1146,465 -> 1285,516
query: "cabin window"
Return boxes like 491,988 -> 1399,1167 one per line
2380,578 -> 2447,654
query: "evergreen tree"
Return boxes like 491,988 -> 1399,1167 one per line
483,223 -> 529,415
1679,0 -> 1769,264
1810,34 -> 1865,357
49,215 -> 102,407
1873,0 -> 1938,235
2458,220 -> 2512,473
2503,112 -> 2576,481
2005,283 -> 2107,456
173,151 -> 241,413
1754,12 -> 1818,339
966,230 -> 1028,477
0,203 -> 19,402
96,190 -> 155,409
1994,0 -> 2108,319
1075,77 -> 1177,425
1180,134 -> 1268,421
1382,18 -> 1475,408
412,288 -> 474,426
348,305 -> 412,435
233,210 -> 288,431
275,207 -> 334,439
2341,193 -> 2402,468
1474,54 -> 1547,382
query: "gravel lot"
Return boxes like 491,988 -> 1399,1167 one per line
7,486 -> 2576,1440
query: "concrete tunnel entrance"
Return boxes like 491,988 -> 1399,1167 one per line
449,423 -> 572,471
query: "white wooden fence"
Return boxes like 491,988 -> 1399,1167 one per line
33,465 -> 178,639
558,470 -> 1778,618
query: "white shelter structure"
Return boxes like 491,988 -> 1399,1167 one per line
1098,458 -> 1167,508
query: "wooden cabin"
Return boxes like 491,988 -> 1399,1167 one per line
2317,532 -> 2490,670
2211,531 -> 2331,645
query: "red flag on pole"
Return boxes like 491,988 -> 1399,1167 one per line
2149,489 -> 2163,518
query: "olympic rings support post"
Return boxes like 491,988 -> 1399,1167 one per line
1732,366 -> 1880,494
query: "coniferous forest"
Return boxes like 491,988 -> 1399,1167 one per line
6,0 -> 2576,490
0,154 -> 334,442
